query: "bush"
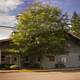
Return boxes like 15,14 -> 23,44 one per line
55,63 -> 65,68
5,64 -> 11,69
32,64 -> 40,69
0,64 -> 11,69
0,64 -> 5,69
0,64 -> 20,70
9,64 -> 20,70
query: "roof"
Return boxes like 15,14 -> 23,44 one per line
0,26 -> 80,43
68,31 -> 80,41
0,38 -> 9,42
0,26 -> 14,41
0,26 -> 15,29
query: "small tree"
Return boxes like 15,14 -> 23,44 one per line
10,3 -> 68,66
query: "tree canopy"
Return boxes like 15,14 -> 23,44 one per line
10,3 -> 68,56
71,12 -> 80,37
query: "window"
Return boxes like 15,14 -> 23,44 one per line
23,56 -> 29,64
25,56 -> 29,61
6,56 -> 10,64
48,56 -> 55,61
37,57 -> 41,62
1,55 -> 5,61
61,57 -> 67,63
78,56 -> 80,61
14,57 -> 17,61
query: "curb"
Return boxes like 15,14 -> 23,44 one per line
33,68 -> 80,72
0,70 -> 17,73
0,70 -> 32,73
0,68 -> 80,73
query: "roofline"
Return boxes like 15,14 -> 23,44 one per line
0,38 -> 10,42
0,25 -> 16,29
68,31 -> 80,40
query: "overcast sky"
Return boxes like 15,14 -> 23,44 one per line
0,0 -> 80,40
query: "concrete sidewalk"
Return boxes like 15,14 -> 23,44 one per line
0,70 -> 18,73
0,68 -> 80,73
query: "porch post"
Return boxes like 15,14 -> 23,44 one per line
18,55 -> 21,67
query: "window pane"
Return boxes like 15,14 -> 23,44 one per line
48,56 -> 55,61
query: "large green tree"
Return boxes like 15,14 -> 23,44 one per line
10,3 -> 68,65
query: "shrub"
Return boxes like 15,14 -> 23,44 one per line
55,63 -> 65,68
9,65 -> 20,70
0,64 -> 5,69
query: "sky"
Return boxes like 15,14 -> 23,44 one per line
1,0 -> 80,27
0,0 -> 80,40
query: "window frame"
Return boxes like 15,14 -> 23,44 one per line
48,56 -> 55,62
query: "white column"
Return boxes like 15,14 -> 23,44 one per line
0,50 -> 1,64
9,55 -> 12,64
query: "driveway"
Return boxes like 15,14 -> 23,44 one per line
0,71 -> 80,80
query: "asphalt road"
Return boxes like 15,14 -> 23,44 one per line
0,72 -> 80,80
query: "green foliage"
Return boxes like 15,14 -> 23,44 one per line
9,64 -> 19,70
11,3 -> 68,56
71,12 -> 80,37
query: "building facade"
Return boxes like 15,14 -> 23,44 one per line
0,32 -> 80,69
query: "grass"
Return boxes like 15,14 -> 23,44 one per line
16,69 -> 32,72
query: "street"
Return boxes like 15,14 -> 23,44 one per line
0,71 -> 80,80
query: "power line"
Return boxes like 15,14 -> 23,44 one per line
0,25 -> 16,30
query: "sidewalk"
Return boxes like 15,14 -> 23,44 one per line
0,70 -> 17,73
34,68 -> 80,72
0,68 -> 80,73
